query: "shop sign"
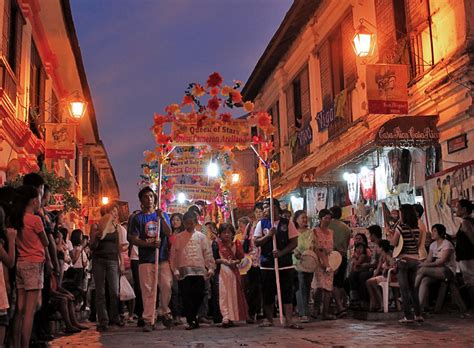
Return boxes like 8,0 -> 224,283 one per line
316,104 -> 335,132
366,64 -> 408,114
375,116 -> 439,147
447,134 -> 467,154
173,184 -> 216,202
167,203 -> 187,214
297,124 -> 313,147
44,123 -> 76,159
171,119 -> 251,147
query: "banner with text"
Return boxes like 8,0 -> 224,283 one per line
44,123 -> 76,160
367,64 -> 408,114
174,184 -> 217,202
171,119 -> 251,147
165,156 -> 209,176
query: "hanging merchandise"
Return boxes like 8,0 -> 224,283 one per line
346,173 -> 359,205
306,187 -> 318,218
375,160 -> 388,201
315,187 -> 328,212
359,169 -> 375,201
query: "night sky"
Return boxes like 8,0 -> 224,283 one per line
71,0 -> 292,210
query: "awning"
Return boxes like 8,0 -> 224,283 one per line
375,115 -> 439,147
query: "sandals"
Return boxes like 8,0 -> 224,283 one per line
398,317 -> 414,324
258,320 -> 274,327
285,323 -> 303,330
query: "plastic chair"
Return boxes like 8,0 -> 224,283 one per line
378,268 -> 400,313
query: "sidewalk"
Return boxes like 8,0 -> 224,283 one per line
51,315 -> 474,347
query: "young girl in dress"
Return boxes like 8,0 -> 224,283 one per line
213,223 -> 248,327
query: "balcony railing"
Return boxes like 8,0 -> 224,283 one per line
0,62 -> 17,114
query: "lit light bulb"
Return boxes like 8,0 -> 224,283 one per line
207,162 -> 219,177
343,172 -> 350,181
177,192 -> 186,204
231,173 -> 240,184
101,196 -> 110,205
360,166 -> 370,176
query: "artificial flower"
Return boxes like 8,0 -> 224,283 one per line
230,90 -> 242,104
219,113 -> 232,122
261,140 -> 274,155
165,103 -> 180,115
153,113 -> 168,126
143,167 -> 151,175
155,134 -> 171,145
143,150 -> 157,163
191,84 -> 206,97
221,85 -> 232,97
252,135 -> 262,144
256,111 -> 272,129
207,97 -> 220,112
243,101 -> 254,112
182,95 -> 194,105
209,87 -> 220,97
207,72 -> 223,88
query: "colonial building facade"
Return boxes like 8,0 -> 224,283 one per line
243,0 -> 474,230
0,0 -> 119,227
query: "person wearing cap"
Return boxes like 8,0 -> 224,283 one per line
253,198 -> 301,329
128,187 -> 172,332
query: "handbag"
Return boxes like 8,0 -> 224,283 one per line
119,275 -> 135,301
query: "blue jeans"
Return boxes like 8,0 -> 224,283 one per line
397,258 -> 421,319
92,257 -> 120,326
296,271 -> 313,317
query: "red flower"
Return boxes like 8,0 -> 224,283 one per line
209,87 -> 220,97
257,111 -> 272,128
207,97 -> 220,112
252,135 -> 262,144
155,134 -> 171,145
230,90 -> 242,104
182,95 -> 194,105
220,113 -> 232,122
207,72 -> 223,88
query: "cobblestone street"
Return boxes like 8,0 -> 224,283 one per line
51,315 -> 474,347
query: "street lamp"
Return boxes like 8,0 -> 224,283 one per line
67,93 -> 87,119
352,19 -> 376,57
101,196 -> 110,205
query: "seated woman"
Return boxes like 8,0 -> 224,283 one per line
366,240 -> 396,311
348,240 -> 371,308
415,224 -> 462,311
212,223 -> 248,327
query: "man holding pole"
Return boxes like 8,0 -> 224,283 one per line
253,198 -> 301,329
129,186 -> 172,332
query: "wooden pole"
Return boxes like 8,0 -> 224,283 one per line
151,146 -> 175,326
250,145 -> 284,325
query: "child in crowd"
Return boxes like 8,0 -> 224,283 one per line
11,186 -> 49,348
212,223 -> 248,327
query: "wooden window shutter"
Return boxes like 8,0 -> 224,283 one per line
405,0 -> 428,32
340,12 -> 357,87
2,0 -> 11,59
300,66 -> 311,125
286,83 -> 295,135
13,9 -> 23,77
319,41 -> 333,108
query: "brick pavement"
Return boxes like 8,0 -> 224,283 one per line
51,315 -> 474,347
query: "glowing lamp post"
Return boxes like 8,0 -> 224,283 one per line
101,196 -> 110,205
352,21 -> 376,57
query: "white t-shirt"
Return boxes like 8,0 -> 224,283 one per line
429,239 -> 456,275
253,220 -> 299,239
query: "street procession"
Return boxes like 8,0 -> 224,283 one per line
0,0 -> 473,347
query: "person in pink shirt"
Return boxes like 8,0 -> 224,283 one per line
11,185 -> 49,348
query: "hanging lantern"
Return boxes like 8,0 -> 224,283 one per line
352,22 -> 376,57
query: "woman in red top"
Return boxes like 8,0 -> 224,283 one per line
11,186 -> 49,348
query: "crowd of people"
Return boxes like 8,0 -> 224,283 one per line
0,173 -> 473,346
